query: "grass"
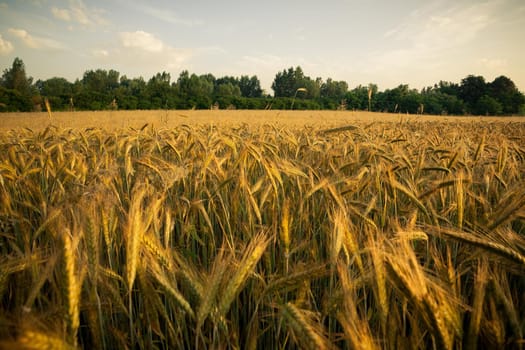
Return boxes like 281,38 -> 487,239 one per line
0,110 -> 524,349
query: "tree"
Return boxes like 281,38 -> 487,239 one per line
434,81 -> 460,97
271,66 -> 320,101
35,77 -> 73,110
174,71 -> 214,108
36,77 -> 72,97
346,85 -> 371,111
215,82 -> 241,98
304,77 -> 321,100
320,78 -> 348,100
0,57 -> 35,111
272,67 -> 298,97
474,95 -> 503,115
239,75 -> 263,98
488,76 -> 525,115
147,72 -> 174,109
81,69 -> 120,94
0,87 -> 33,112
1,57 -> 33,96
421,90 -> 465,115
459,75 -> 487,113
75,69 -> 121,110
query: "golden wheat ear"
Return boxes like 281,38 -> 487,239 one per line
44,97 -> 52,118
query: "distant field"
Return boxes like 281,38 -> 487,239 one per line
1,110 -> 524,130
0,110 -> 524,348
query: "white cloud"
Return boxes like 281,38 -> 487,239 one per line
8,28 -> 39,48
120,31 -> 165,53
113,30 -> 193,75
478,58 -> 508,70
92,49 -> 109,58
362,1 -> 509,88
0,34 -> 14,55
241,54 -> 284,69
51,7 -> 71,21
8,28 -> 64,50
51,0 -> 107,26
385,2 -> 494,52
131,4 -> 203,27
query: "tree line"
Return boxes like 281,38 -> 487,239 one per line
1,57 -> 524,115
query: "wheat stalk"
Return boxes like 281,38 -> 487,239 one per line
217,231 -> 269,317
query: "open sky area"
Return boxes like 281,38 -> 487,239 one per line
0,0 -> 524,94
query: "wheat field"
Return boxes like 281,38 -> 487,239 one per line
0,111 -> 524,349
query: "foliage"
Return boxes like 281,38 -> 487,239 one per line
1,58 -> 524,114
0,57 -> 34,111
271,66 -> 320,99
0,87 -> 33,112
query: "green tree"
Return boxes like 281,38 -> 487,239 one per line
239,75 -> 263,98
459,75 -> 487,113
215,82 -> 241,98
346,85 -> 371,110
0,57 -> 34,111
0,87 -> 33,112
272,67 -> 296,97
147,72 -> 174,109
75,69 -> 121,110
271,66 -> 320,103
488,76 -> 525,115
434,81 -> 460,97
474,95 -> 503,115
81,69 -> 120,94
320,78 -> 348,100
35,77 -> 73,110
1,57 -> 33,96
420,90 -> 465,115
174,71 -> 214,108
272,66 -> 304,98
318,78 -> 348,109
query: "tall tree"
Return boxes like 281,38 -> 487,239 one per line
272,66 -> 319,99
35,77 -> 73,110
459,75 -> 487,112
174,71 -> 214,108
147,72 -> 174,108
488,75 -> 525,114
81,69 -> 120,94
1,57 -> 33,95
320,78 -> 348,100
239,75 -> 263,98
271,66 -> 306,98
75,69 -> 121,109
0,57 -> 34,111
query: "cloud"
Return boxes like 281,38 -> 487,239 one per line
119,31 -> 165,53
384,2 -> 495,52
131,3 -> 203,27
8,28 -> 39,48
362,1 -> 511,88
241,54 -> 284,69
478,58 -> 508,70
112,30 -> 193,74
0,3 -> 8,10
51,0 -> 107,26
0,34 -> 14,55
92,49 -> 109,58
8,28 -> 64,50
51,7 -> 71,21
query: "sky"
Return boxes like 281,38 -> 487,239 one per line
0,0 -> 524,94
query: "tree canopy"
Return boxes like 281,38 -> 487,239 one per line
1,58 -> 524,115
